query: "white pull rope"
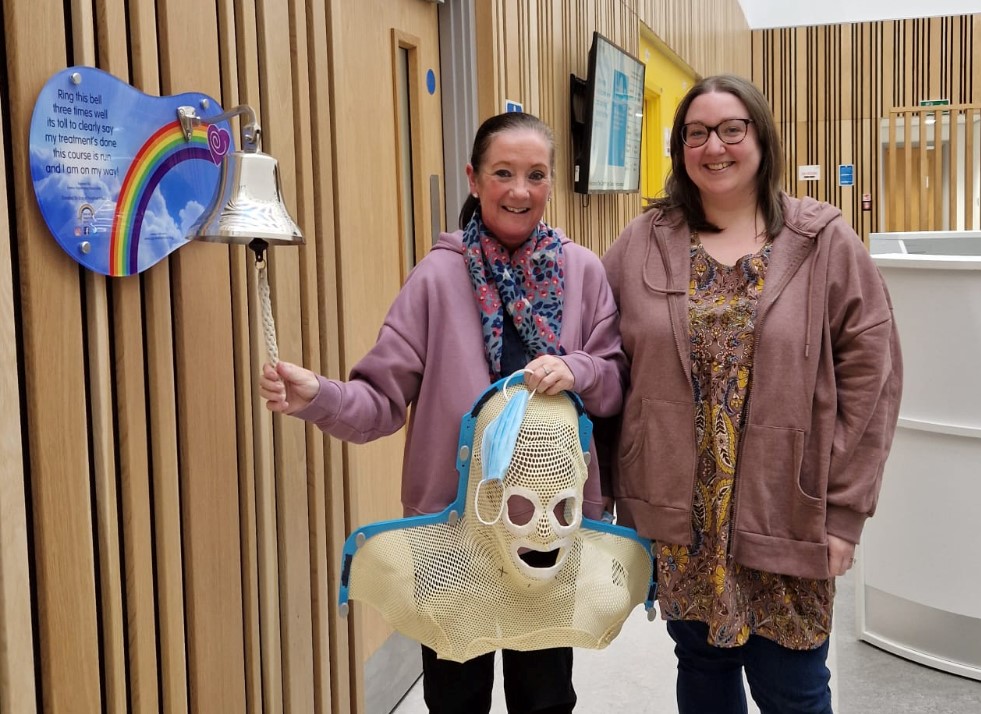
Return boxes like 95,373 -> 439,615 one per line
257,258 -> 279,366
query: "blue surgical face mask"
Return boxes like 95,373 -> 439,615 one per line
475,372 -> 533,525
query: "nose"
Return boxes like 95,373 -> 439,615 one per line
508,176 -> 532,197
703,129 -> 727,151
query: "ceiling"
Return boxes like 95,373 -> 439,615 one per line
736,0 -> 981,29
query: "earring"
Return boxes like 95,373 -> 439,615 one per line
472,193 -> 479,199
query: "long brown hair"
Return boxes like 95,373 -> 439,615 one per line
458,112 -> 555,229
650,75 -> 784,235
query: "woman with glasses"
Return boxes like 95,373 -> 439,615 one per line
600,75 -> 902,713
259,111 -> 626,713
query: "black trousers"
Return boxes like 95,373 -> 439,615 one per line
421,645 -> 576,714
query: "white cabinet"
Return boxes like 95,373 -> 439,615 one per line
859,232 -> 981,680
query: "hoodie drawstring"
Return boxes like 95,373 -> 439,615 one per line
804,235 -> 821,358
642,218 -> 687,296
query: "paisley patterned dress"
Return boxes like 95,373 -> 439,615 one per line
656,235 -> 834,650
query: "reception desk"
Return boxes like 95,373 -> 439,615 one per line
859,231 -> 981,680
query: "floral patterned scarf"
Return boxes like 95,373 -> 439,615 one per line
463,209 -> 566,378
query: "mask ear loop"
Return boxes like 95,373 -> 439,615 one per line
502,367 -> 538,399
474,369 -> 536,526
473,481 -> 505,526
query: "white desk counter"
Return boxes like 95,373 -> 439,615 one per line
860,232 -> 981,680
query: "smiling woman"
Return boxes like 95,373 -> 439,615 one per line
464,129 -> 552,250
462,116 -> 554,251
258,111 -> 627,713
601,74 -> 902,714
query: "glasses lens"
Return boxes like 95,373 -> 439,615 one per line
683,124 -> 709,147
718,119 -> 748,144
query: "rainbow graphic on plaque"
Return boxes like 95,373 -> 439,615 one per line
28,66 -> 232,276
109,122 -> 229,276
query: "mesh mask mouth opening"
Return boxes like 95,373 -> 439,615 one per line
518,547 -> 561,569
510,538 -> 572,580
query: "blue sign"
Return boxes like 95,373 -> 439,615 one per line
838,164 -> 855,187
29,66 -> 233,276
504,100 -> 523,113
607,70 -> 629,167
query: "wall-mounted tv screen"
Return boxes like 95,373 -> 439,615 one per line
570,33 -> 645,194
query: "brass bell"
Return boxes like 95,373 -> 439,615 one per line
190,149 -> 304,247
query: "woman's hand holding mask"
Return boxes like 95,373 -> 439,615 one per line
524,357 -> 574,396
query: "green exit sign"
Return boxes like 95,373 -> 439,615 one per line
919,99 -> 950,106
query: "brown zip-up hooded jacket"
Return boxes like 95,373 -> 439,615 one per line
601,194 -> 902,580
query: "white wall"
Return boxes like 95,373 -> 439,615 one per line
737,0 -> 981,28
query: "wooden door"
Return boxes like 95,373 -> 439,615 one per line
327,1 -> 444,712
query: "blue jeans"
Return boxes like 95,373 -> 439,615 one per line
666,620 -> 832,714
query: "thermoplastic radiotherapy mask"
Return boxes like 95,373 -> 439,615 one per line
338,375 -> 656,662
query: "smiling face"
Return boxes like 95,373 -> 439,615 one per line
682,90 -> 761,208
466,127 -> 552,251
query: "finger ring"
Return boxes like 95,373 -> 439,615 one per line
542,365 -> 551,376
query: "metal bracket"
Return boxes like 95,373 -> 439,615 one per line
176,103 -> 262,152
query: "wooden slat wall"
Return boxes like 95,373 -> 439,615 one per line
131,0 -> 191,707
5,6 -> 103,714
883,104 -> 981,232
0,1 -> 752,713
753,13 -> 981,240
0,0 -> 345,711
474,0 -> 751,257
0,41 -> 35,714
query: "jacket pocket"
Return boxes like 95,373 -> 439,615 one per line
618,398 -> 648,467
617,398 -> 695,510
736,423 -> 825,542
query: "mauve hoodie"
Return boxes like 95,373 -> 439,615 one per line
602,194 -> 903,580
294,229 -> 626,519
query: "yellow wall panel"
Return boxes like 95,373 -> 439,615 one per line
638,27 -> 699,200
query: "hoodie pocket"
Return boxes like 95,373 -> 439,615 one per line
619,398 -> 648,467
737,423 -> 825,542
617,398 -> 695,508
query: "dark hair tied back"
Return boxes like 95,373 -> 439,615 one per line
458,112 -> 555,229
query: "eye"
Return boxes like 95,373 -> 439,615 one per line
493,169 -> 512,180
529,170 -> 548,183
686,125 -> 708,140
721,122 -> 744,138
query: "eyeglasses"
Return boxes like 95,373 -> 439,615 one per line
681,119 -> 753,148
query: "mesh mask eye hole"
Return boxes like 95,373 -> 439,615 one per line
506,494 -> 535,526
553,497 -> 575,526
